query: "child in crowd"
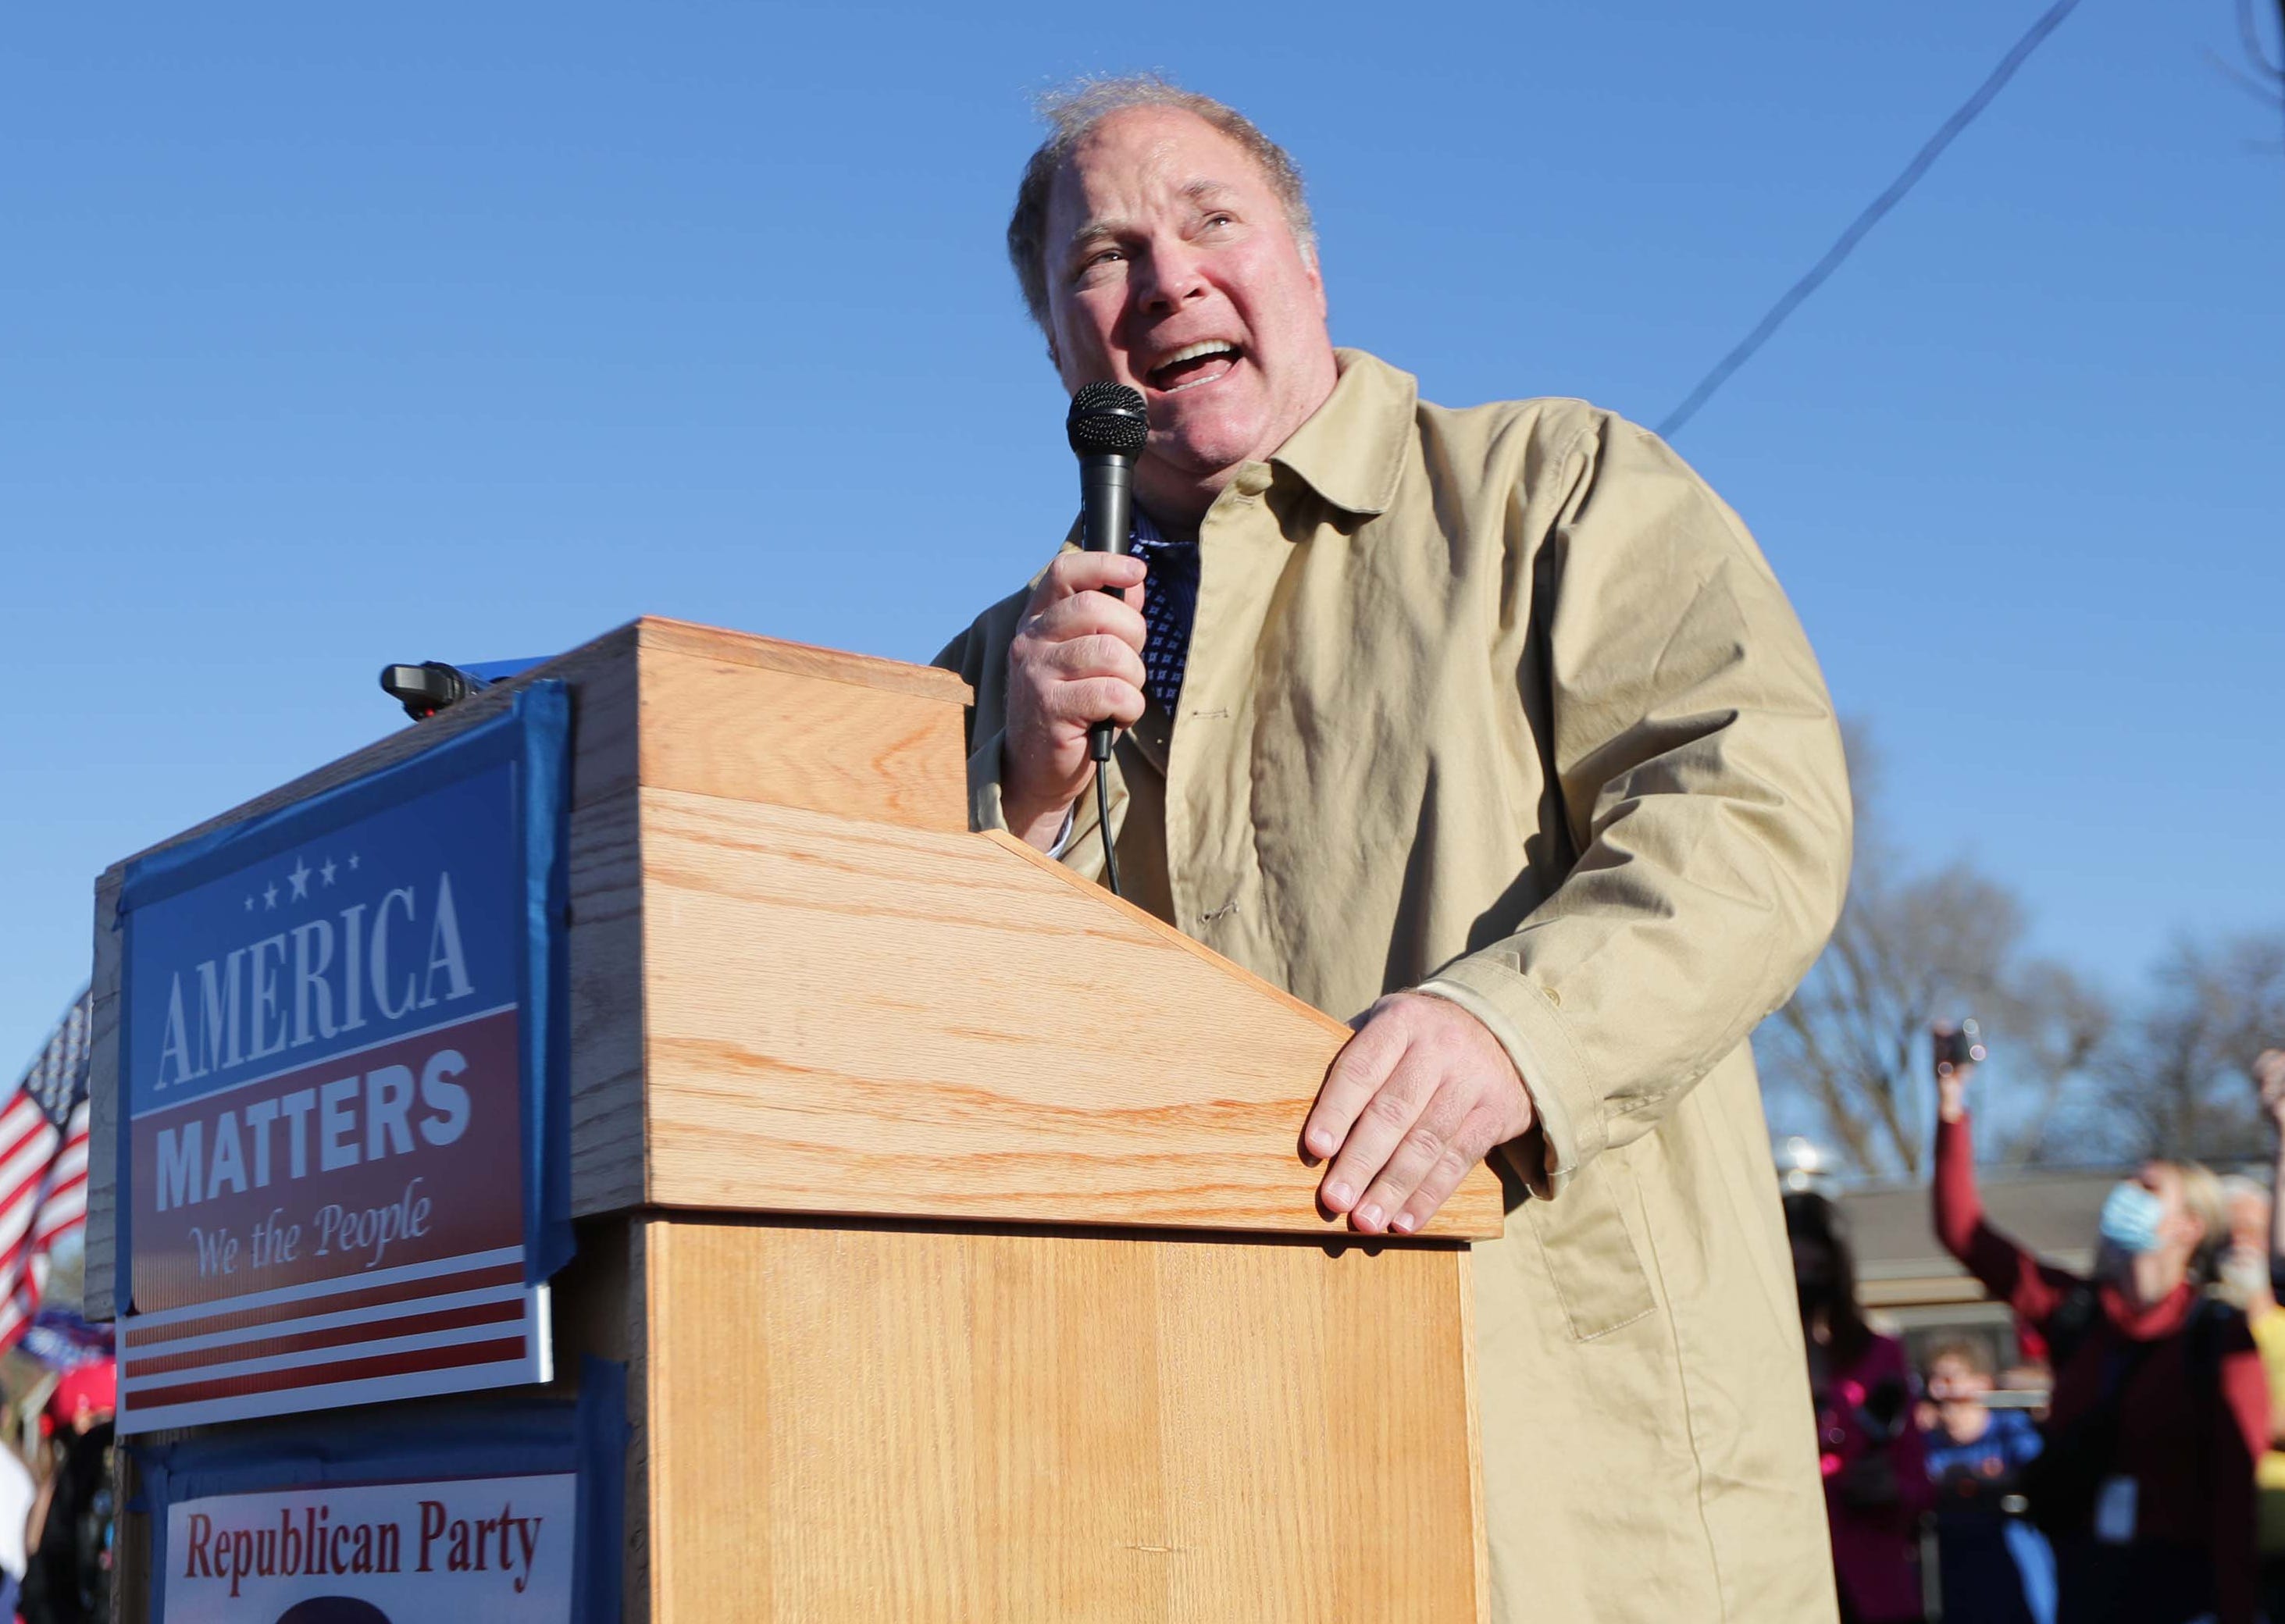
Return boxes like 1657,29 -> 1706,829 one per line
1921,1338 -> 2056,1624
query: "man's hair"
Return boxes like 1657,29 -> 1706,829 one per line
1006,74 -> 1315,333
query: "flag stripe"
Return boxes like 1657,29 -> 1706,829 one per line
124,1298 -> 526,1378
118,1349 -> 542,1432
120,1278 -> 527,1357
127,1334 -> 529,1409
0,995 -> 94,1357
123,1256 -> 526,1344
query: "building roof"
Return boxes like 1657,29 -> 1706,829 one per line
1838,1166 -> 2112,1309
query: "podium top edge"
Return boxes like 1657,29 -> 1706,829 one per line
627,616 -> 973,707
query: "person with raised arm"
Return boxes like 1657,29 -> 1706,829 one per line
1930,1024 -> 2268,1624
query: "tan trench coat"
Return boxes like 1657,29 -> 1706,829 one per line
936,349 -> 1853,1622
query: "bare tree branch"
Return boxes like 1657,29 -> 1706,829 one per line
1990,957 -> 2112,1165
2098,932 -> 2285,1162
1756,718 -> 2283,1179
1754,724 -> 2042,1176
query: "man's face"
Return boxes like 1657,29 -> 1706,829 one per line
1043,106 -> 1339,518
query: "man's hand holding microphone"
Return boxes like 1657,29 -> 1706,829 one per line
1000,551 -> 1147,852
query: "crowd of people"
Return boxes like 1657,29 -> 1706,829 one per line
0,1358 -> 116,1624
1794,1038 -> 2285,1624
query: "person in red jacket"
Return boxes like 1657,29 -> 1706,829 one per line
1930,1024 -> 2268,1624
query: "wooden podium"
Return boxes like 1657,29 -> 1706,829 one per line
86,616 -> 1505,1622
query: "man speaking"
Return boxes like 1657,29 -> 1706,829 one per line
937,77 -> 1854,1622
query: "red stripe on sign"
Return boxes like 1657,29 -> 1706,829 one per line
123,1262 -> 526,1348
127,1334 -> 530,1409
123,1298 -> 526,1378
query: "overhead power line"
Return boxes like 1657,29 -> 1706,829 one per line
1659,0 -> 2085,440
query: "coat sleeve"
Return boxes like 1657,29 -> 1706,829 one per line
930,618 -> 1013,836
1931,1112 -> 2078,1327
1417,413 -> 1853,1198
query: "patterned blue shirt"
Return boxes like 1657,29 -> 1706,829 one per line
1128,506 -> 1197,715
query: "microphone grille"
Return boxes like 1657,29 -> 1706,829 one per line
1066,382 -> 1150,455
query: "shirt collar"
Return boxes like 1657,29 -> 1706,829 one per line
1265,347 -> 1418,518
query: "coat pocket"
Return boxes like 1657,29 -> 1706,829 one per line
1520,1155 -> 1656,1341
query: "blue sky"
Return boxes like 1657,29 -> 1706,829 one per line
5,2 -> 2281,1100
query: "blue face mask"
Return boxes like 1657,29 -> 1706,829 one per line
2099,1182 -> 2166,1256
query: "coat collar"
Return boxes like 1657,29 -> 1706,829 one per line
1267,347 -> 1418,518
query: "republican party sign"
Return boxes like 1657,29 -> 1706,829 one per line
114,688 -> 571,1433
162,1473 -> 576,1622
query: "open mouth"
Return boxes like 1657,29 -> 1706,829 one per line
1147,340 -> 1242,394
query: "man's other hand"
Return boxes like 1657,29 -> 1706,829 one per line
1304,993 -> 1531,1235
1001,551 -> 1147,849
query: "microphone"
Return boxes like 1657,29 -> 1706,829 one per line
1065,382 -> 1149,764
1064,383 -> 1148,898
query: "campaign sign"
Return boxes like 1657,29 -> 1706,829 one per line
162,1473 -> 576,1622
139,1365 -> 624,1624
115,687 -> 571,1433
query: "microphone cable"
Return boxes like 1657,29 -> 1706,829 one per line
1093,743 -> 1122,899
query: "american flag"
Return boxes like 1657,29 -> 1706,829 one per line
0,988 -> 94,1350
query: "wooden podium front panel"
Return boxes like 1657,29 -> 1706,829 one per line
627,789 -> 1507,1240
640,1217 -> 1485,1623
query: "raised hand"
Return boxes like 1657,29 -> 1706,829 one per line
1932,1021 -> 1979,1124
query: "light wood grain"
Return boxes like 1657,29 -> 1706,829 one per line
1458,1248 -> 1492,1624
634,641 -> 967,833
88,612 -> 1497,1298
641,1216 -> 1483,1623
636,615 -> 971,707
635,787 -> 1506,1239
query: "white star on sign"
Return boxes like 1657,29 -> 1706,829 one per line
288,858 -> 312,902
244,896 -> 255,912
263,882 -> 279,909
319,857 -> 337,887
348,852 -> 361,871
